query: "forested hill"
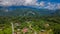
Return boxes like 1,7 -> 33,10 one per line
0,6 -> 60,16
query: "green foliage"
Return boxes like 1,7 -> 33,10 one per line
0,16 -> 60,34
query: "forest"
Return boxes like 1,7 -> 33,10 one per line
0,8 -> 60,34
0,15 -> 60,34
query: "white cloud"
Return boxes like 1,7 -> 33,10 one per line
0,0 -> 13,6
57,3 -> 60,9
44,2 -> 56,10
25,0 -> 33,4
39,1 -> 45,7
0,0 -> 60,10
0,0 -> 37,6
24,0 -> 37,6
47,3 -> 60,10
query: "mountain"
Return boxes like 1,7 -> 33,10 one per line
0,8 -> 40,16
0,6 -> 60,16
54,9 -> 60,16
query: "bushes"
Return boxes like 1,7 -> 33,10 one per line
0,16 -> 60,34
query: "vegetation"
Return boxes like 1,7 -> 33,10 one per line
0,8 -> 60,34
0,16 -> 60,34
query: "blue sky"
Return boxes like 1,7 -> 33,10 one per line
38,0 -> 60,3
0,0 -> 60,10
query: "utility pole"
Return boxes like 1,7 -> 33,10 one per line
11,22 -> 14,34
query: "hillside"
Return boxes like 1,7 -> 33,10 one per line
0,6 -> 60,16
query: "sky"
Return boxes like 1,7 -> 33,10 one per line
0,0 -> 60,10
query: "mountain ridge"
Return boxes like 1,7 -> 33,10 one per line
0,6 -> 60,16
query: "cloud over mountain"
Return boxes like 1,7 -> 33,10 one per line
0,0 -> 60,10
0,0 -> 37,6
